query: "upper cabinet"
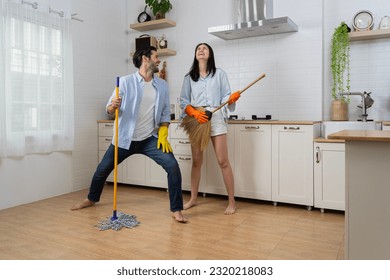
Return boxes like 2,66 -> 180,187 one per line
130,19 -> 176,56
349,29 -> 390,41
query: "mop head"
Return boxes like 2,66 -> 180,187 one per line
96,212 -> 140,231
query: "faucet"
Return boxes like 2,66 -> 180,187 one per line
340,92 -> 368,122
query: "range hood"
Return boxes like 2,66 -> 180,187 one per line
208,0 -> 298,40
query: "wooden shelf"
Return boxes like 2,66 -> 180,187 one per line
349,29 -> 390,41
130,48 -> 176,57
129,18 -> 176,32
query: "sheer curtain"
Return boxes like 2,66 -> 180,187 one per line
0,0 -> 74,158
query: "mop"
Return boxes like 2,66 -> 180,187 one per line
180,73 -> 266,150
96,77 -> 140,231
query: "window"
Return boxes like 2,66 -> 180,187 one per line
0,0 -> 74,157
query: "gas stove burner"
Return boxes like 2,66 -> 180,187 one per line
252,114 -> 272,120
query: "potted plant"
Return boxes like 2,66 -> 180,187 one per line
330,21 -> 351,120
145,0 -> 172,20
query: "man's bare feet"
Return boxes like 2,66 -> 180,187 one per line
172,211 -> 188,223
70,199 -> 95,211
183,199 -> 197,210
224,203 -> 236,215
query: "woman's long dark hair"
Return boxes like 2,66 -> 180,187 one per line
188,43 -> 216,82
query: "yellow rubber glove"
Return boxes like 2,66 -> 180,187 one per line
185,105 -> 209,124
157,126 -> 173,153
228,91 -> 241,105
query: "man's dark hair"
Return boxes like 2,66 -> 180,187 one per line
133,46 -> 157,68
188,43 -> 216,82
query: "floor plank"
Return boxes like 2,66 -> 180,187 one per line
0,184 -> 345,260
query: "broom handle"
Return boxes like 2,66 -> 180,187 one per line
112,77 -> 119,220
212,73 -> 266,113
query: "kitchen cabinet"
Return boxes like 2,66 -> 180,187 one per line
169,122 -> 206,192
234,124 -> 272,200
314,141 -> 345,212
129,18 -> 176,57
98,122 -> 122,182
204,125 -> 235,196
97,121 -> 167,189
271,124 -> 320,209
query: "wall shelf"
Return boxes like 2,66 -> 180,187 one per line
130,48 -> 176,57
129,18 -> 176,32
349,29 -> 390,41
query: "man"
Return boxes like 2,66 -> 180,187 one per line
71,46 -> 187,223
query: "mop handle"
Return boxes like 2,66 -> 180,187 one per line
113,77 -> 120,219
212,73 -> 266,113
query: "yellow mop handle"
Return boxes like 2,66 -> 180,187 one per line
112,77 -> 119,220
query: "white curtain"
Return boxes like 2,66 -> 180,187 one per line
0,0 -> 74,158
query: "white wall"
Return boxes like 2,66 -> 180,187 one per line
128,0 -> 324,121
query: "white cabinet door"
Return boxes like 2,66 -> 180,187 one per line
383,125 -> 390,131
121,154 -> 146,186
169,123 -> 206,192
205,125 -> 235,196
146,159 -> 168,189
314,142 -> 345,211
234,124 -> 272,200
272,125 -> 315,207
98,122 -> 122,183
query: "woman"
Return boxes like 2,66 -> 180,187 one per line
180,43 -> 240,215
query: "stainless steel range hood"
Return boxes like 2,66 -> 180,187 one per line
208,0 -> 298,40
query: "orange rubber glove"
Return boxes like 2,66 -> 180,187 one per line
228,91 -> 241,105
157,126 -> 173,153
185,105 -> 209,124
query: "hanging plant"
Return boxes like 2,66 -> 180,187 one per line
330,21 -> 351,102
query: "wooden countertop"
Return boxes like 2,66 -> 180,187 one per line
98,119 -> 321,125
328,130 -> 390,142
314,137 -> 345,143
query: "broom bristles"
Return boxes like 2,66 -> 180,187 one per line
180,114 -> 211,151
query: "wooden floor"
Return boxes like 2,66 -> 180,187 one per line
0,184 -> 345,260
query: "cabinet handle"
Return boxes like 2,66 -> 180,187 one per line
105,138 -> 112,141
178,140 -> 191,144
284,126 -> 300,130
245,126 -> 260,129
315,146 -> 321,163
104,124 -> 113,127
178,156 -> 191,161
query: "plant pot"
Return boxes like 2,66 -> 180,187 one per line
155,12 -> 165,20
331,99 -> 349,121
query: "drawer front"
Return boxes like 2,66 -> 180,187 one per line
171,138 -> 191,155
169,123 -> 189,139
99,122 -> 114,136
99,136 -> 112,150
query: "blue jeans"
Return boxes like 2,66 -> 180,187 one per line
88,136 -> 183,212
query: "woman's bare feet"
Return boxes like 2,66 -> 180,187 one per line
172,211 -> 188,223
183,199 -> 197,210
224,203 -> 236,215
70,199 -> 95,210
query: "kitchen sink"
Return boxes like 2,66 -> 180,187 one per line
322,121 -> 382,138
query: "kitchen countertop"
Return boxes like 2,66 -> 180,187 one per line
98,119 -> 321,125
328,129 -> 390,142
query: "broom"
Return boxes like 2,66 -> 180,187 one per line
96,77 -> 140,231
180,73 -> 266,151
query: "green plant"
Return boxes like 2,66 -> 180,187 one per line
145,0 -> 172,17
331,22 -> 350,102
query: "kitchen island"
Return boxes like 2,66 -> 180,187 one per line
328,130 -> 390,259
